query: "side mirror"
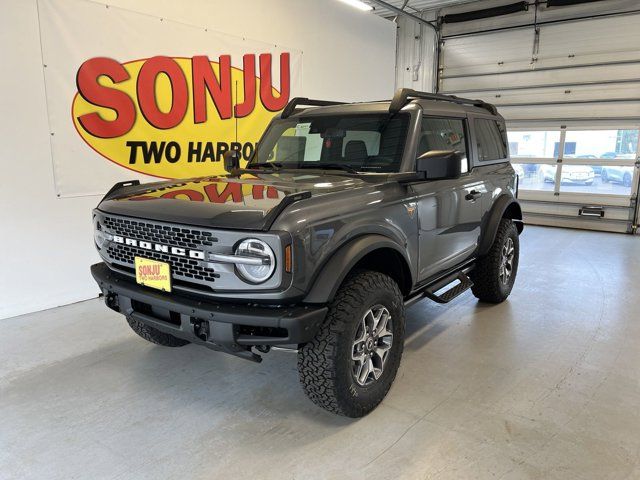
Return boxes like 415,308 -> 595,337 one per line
416,150 -> 462,180
223,150 -> 242,173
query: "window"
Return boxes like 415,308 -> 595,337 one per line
418,117 -> 469,173
508,127 -> 638,197
553,141 -> 576,157
254,114 -> 410,173
512,163 -> 557,192
475,118 -> 508,162
507,130 -> 560,158
342,130 -> 381,157
559,164 -> 631,196
563,129 -> 638,159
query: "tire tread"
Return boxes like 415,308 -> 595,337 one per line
297,271 -> 404,417
470,219 -> 519,303
126,316 -> 190,347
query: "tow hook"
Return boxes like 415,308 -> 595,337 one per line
192,319 -> 210,341
191,318 -> 263,363
105,293 -> 119,312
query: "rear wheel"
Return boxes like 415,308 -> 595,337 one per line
623,172 -> 632,188
297,271 -> 405,417
470,219 -> 519,303
601,169 -> 609,183
126,316 -> 190,347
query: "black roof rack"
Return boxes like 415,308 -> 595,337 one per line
281,97 -> 347,118
389,88 -> 498,115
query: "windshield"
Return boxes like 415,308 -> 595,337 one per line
248,113 -> 410,173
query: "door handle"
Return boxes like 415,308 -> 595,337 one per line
465,190 -> 482,201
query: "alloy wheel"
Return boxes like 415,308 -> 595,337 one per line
351,305 -> 393,386
499,237 -> 515,285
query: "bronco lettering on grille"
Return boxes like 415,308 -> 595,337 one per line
112,235 -> 205,259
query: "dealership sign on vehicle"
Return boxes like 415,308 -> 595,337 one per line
39,0 -> 302,196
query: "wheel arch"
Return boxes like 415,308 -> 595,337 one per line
478,195 -> 523,257
303,235 -> 413,304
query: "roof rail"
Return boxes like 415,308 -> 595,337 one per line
389,88 -> 498,115
281,97 -> 347,118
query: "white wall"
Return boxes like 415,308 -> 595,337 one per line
0,0 -> 397,320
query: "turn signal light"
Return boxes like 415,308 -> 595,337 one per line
285,245 -> 292,273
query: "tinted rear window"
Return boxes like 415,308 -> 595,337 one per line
476,119 -> 508,162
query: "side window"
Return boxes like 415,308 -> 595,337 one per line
476,118 -> 508,162
418,117 -> 469,173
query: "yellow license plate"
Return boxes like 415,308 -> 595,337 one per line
134,257 -> 172,292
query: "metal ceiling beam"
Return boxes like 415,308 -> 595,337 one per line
367,0 -> 437,30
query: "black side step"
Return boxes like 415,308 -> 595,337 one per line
424,272 -> 474,304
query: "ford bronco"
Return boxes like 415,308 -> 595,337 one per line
91,89 -> 523,417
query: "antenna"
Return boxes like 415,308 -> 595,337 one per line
234,80 -> 238,145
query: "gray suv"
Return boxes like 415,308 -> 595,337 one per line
91,89 -> 523,417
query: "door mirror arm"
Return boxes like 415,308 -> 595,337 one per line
223,149 -> 242,174
397,172 -> 427,184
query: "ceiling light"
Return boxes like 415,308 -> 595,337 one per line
338,0 -> 373,11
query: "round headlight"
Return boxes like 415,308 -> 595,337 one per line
235,239 -> 276,284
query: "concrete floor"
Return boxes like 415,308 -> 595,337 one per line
2,226 -> 640,480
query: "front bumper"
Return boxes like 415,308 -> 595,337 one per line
91,263 -> 327,360
560,176 -> 594,184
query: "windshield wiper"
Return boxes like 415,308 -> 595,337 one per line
247,162 -> 283,170
299,163 -> 359,174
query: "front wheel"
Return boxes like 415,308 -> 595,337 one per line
470,219 -> 520,303
601,169 -> 609,183
297,271 -> 405,417
623,173 -> 632,188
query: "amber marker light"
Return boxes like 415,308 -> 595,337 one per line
284,245 -> 292,273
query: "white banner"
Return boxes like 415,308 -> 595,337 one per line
38,0 -> 303,197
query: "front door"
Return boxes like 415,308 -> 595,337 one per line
411,116 -> 486,282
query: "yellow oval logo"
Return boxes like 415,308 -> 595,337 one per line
71,54 -> 291,179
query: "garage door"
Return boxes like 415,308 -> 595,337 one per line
438,1 -> 640,232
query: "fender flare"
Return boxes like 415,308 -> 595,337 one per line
477,194 -> 523,256
303,234 -> 412,304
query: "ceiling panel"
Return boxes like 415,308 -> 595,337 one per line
364,0 -> 480,18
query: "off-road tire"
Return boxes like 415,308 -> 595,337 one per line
126,316 -> 190,347
470,219 -> 519,303
297,271 -> 405,417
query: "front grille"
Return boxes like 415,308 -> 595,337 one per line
95,211 -> 285,294
106,244 -> 219,283
102,215 -> 218,249
101,214 -> 221,286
